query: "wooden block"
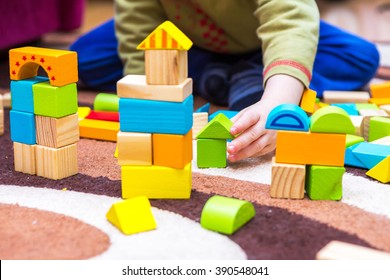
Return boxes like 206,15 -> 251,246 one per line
366,156 -> 390,183
13,142 -> 36,175
79,119 -> 119,142
310,105 -> 355,134
362,115 -> 371,141
368,98 -> 390,106
9,46 -> 78,87
380,104 -> 390,115
153,130 -> 192,169
275,131 -> 346,166
197,139 -> 227,168
344,143 -> 367,169
316,240 -> 390,260
330,103 -> 358,115
368,116 -> 390,142
9,110 -> 36,144
35,143 -> 78,180
200,195 -> 255,235
32,81 -> 78,118
353,142 -> 390,169
305,165 -> 345,200
145,50 -> 188,85
35,113 -> 79,148
106,196 -> 157,235
270,157 -> 305,199
117,74 -> 193,102
192,113 -> 208,139
77,107 -> 91,120
196,113 -> 234,139
93,93 -> 119,112
121,163 -> 192,199
345,134 -> 364,148
350,115 -> 364,136
2,92 -> 11,108
370,135 -> 390,146
358,109 -> 388,117
323,90 -> 370,103
265,104 -> 309,131
119,95 -> 193,135
370,81 -> 390,98
117,131 -> 152,166
299,88 -> 316,113
10,76 -> 48,113
85,110 -> 119,122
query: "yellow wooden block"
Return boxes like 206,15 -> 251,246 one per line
9,47 -> 78,87
106,196 -> 157,235
323,90 -> 370,104
35,113 -> 79,148
370,81 -> 390,98
35,144 -> 78,180
117,74 -> 193,102
270,157 -> 305,199
78,107 -> 91,120
299,88 -> 316,113
153,130 -> 192,169
366,156 -> 390,183
368,98 -> 390,106
117,131 -> 152,166
79,119 -> 119,142
192,112 -> 209,139
13,142 -> 36,175
275,131 -> 346,166
145,50 -> 187,85
121,163 -> 192,199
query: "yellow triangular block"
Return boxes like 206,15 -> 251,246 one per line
366,156 -> 390,183
106,196 -> 157,235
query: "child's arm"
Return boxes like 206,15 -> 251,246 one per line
227,74 -> 304,162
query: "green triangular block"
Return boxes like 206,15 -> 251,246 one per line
196,113 -> 234,139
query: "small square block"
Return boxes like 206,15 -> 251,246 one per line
33,81 -> 78,118
35,113 -> 79,148
117,131 -> 152,166
153,130 -> 192,169
13,142 -> 36,175
10,110 -> 36,144
305,165 -> 345,200
197,139 -> 227,168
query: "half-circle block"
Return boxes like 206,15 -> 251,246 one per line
9,47 -> 78,87
200,195 -> 255,235
265,104 -> 309,131
310,106 -> 355,134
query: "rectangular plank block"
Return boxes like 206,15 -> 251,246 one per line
323,90 -> 370,103
368,98 -> 390,106
85,110 -> 119,122
13,142 -> 36,175
10,110 -> 36,144
275,131 -> 346,166
117,131 -> 152,166
370,81 -> 390,98
79,119 -> 119,142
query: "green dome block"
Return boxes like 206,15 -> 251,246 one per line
196,113 -> 234,140
200,195 -> 255,235
310,106 -> 355,134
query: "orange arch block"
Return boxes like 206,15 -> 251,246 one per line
9,47 -> 78,87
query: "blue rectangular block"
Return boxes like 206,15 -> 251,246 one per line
10,110 -> 36,144
10,76 -> 49,113
352,142 -> 390,169
119,95 -> 193,135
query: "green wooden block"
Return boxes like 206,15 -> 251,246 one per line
197,139 -> 226,168
305,165 -> 345,201
345,134 -> 365,148
310,105 -> 355,134
355,103 -> 379,110
33,81 -> 78,118
94,93 -> 119,112
200,195 -> 255,235
369,116 -> 390,142
196,113 -> 234,140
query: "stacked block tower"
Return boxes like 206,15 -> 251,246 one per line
116,21 -> 193,199
9,47 -> 79,180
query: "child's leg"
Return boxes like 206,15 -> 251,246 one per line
70,19 -> 123,91
311,20 -> 380,98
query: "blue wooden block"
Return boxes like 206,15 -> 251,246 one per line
10,76 -> 48,113
208,110 -> 239,122
265,104 -> 309,131
344,143 -> 367,169
352,142 -> 390,169
119,95 -> 193,135
331,103 -> 359,116
196,102 -> 210,113
10,110 -> 36,144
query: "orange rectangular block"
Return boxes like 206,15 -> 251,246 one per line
79,119 -> 119,142
275,131 -> 346,166
368,98 -> 390,106
370,82 -> 390,98
299,88 -> 316,113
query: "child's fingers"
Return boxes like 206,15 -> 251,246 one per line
230,108 -> 260,136
228,135 -> 272,162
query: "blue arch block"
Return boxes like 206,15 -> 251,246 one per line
265,104 -> 309,131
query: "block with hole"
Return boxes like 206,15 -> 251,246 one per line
265,104 -> 309,131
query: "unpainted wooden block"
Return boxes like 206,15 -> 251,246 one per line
323,90 -> 370,104
370,135 -> 390,146
79,119 -> 119,142
358,109 -> 388,117
2,92 -> 11,108
117,131 -> 152,166
349,115 -> 364,136
192,113 -> 208,139
13,142 -> 36,175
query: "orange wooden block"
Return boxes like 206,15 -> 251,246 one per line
275,131 -> 346,166
79,119 -> 119,142
368,98 -> 390,106
299,88 -> 316,113
153,130 -> 192,169
370,82 -> 390,98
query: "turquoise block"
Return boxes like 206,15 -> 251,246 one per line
344,143 -> 367,169
208,110 -> 238,122
10,110 -> 36,144
352,142 -> 390,169
331,103 -> 359,116
196,102 -> 210,113
10,76 -> 48,113
265,104 -> 309,131
119,95 -> 193,135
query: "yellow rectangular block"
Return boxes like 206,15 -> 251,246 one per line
275,131 -> 346,166
145,50 -> 187,85
79,119 -> 119,142
192,113 -> 208,139
13,142 -> 36,175
117,74 -> 192,102
117,131 -> 152,166
153,130 -> 192,169
299,88 -> 316,113
323,90 -> 370,104
35,144 -> 78,180
370,81 -> 390,98
121,163 -> 192,199
36,113 -> 79,148
368,98 -> 390,106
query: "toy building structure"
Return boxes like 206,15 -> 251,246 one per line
116,21 -> 193,199
9,47 -> 79,180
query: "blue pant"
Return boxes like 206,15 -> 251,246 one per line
70,19 -> 379,98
